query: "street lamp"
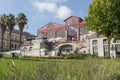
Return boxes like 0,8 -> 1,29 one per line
23,47 -> 27,58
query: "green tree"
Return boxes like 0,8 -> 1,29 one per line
0,14 -> 7,52
85,0 -> 120,57
16,13 -> 27,48
6,14 -> 16,50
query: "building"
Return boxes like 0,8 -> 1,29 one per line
86,36 -> 120,58
0,29 -> 35,51
21,16 -> 120,58
21,16 -> 90,57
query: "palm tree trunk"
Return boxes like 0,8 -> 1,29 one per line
9,31 -> 12,50
1,31 -> 4,52
19,30 -> 22,48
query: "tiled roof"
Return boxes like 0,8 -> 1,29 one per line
37,22 -> 65,33
64,16 -> 83,22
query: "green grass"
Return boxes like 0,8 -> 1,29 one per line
0,58 -> 120,80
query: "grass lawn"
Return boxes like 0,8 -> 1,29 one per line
0,58 -> 120,80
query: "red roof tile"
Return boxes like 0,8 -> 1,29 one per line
37,22 -> 65,34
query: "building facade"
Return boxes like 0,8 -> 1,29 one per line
21,16 -> 90,57
0,29 -> 35,51
21,16 -> 120,58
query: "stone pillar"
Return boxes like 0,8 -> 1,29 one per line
65,29 -> 68,41
77,28 -> 80,41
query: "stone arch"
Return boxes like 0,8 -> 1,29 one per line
55,43 -> 73,55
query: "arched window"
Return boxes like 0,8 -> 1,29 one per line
56,29 -> 65,37
47,30 -> 55,38
67,20 -> 77,39
68,20 -> 76,26
80,26 -> 88,34
38,32 -> 45,38
47,23 -> 54,28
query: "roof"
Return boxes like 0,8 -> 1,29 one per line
4,28 -> 36,37
64,16 -> 83,22
37,22 -> 65,32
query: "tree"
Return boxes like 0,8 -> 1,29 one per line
16,13 -> 27,48
0,14 -> 7,52
41,37 -> 52,51
6,14 -> 16,50
85,0 -> 120,57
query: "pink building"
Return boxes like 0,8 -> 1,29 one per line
37,16 -> 88,42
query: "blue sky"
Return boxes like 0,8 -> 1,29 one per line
0,0 -> 91,35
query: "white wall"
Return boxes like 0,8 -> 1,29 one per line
87,37 -> 118,57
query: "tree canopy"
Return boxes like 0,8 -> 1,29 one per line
85,0 -> 120,57
85,0 -> 120,39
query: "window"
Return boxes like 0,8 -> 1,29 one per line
47,30 -> 55,38
115,40 -> 120,43
93,46 -> 98,55
68,20 -> 76,26
38,32 -> 45,38
15,44 -> 17,49
116,44 -> 120,53
103,39 -> 108,56
47,23 -> 54,28
68,25 -> 77,36
11,43 -> 13,48
103,39 -> 108,44
6,33 -> 9,39
92,40 -> 98,55
92,40 -> 98,45
80,26 -> 88,34
45,50 -> 49,55
103,45 -> 108,56
29,47 -> 32,51
56,29 -> 65,37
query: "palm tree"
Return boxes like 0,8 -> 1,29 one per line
0,14 -> 7,52
16,13 -> 27,48
6,14 -> 16,50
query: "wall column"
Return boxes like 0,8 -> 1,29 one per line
65,29 -> 68,41
77,28 -> 80,41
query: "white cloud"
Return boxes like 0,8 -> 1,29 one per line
55,6 -> 72,20
32,0 -> 68,3
45,0 -> 68,3
31,0 -> 72,20
32,1 -> 57,13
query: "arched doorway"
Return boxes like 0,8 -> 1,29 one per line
58,45 -> 72,56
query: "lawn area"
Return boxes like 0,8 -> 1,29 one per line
0,58 -> 120,80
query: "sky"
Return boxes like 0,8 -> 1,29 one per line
0,0 -> 92,35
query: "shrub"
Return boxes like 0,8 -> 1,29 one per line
62,53 -> 98,59
0,53 -> 3,57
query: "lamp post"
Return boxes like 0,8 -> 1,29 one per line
23,47 -> 27,58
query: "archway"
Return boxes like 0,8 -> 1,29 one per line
57,45 -> 72,56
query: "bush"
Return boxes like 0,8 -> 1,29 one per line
62,53 -> 98,59
3,53 -> 22,59
0,53 -> 3,57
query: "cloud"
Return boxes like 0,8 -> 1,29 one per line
55,6 -> 72,20
31,0 -> 72,20
44,0 -> 68,3
32,0 -> 68,3
32,1 -> 57,13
